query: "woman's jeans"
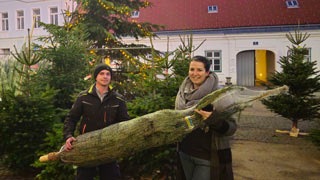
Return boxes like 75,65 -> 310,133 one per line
179,151 -> 210,180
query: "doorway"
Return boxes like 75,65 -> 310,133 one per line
236,50 -> 275,86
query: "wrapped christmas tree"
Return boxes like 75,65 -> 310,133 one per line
40,85 -> 287,167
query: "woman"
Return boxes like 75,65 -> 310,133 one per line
175,56 -> 237,180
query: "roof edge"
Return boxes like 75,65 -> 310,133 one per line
154,24 -> 320,36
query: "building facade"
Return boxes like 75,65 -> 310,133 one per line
0,0 -> 76,58
124,0 -> 320,86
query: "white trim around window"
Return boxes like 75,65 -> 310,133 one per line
32,8 -> 41,28
304,48 -> 312,62
131,11 -> 140,18
49,6 -> 58,25
1,12 -> 9,31
287,47 -> 311,62
286,0 -> 299,8
16,10 -> 24,30
208,5 -> 218,13
205,50 -> 222,72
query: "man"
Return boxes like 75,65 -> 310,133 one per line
63,64 -> 130,180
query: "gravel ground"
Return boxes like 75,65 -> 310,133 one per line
234,100 -> 318,145
232,100 -> 320,180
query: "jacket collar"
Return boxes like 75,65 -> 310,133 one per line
87,83 -> 113,96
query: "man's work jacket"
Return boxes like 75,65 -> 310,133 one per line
63,84 -> 130,140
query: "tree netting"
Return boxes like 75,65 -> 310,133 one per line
40,85 -> 288,167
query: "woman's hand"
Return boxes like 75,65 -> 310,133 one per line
195,109 -> 212,120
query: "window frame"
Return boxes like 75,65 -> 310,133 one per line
304,48 -> 312,62
0,48 -> 10,57
16,10 -> 24,30
286,0 -> 299,8
32,8 -> 41,28
287,47 -> 311,62
205,50 -> 222,72
49,7 -> 58,25
131,11 -> 140,18
1,12 -> 9,31
208,5 -> 218,13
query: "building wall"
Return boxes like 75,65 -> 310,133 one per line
0,0 -> 76,55
124,30 -> 320,85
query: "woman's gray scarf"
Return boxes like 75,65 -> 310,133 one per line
175,73 -> 218,110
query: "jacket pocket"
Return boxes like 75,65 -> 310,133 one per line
105,105 -> 118,124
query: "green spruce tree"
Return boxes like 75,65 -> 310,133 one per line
70,0 -> 162,64
74,0 -> 161,47
262,30 -> 320,132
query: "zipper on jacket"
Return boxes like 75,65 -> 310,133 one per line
82,124 -> 86,134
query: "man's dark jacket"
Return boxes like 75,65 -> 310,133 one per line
63,84 -> 130,140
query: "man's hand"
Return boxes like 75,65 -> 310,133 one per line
195,109 -> 212,120
64,137 -> 76,151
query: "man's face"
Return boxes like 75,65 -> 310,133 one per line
96,69 -> 111,87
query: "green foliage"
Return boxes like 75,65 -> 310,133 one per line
0,30 -> 62,171
118,34 -> 203,179
75,0 -> 162,48
35,23 -> 93,109
262,94 -> 320,121
262,30 -> 320,124
310,121 -> 320,147
28,22 -> 94,178
0,87 -> 58,170
0,20 -> 91,178
11,29 -> 43,67
120,144 -> 177,179
0,59 -> 22,95
310,122 -> 320,147
127,94 -> 176,118
32,123 -> 76,180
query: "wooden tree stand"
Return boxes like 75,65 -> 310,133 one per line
39,85 -> 288,167
276,121 -> 309,137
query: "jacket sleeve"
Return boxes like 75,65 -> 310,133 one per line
63,96 -> 83,140
205,110 -> 237,136
117,98 -> 130,122
217,117 -> 237,136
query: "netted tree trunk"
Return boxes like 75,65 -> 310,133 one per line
40,85 -> 288,167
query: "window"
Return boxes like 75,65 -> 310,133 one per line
17,10 -> 24,30
131,11 -> 139,18
304,48 -> 311,62
1,12 -> 8,31
287,48 -> 311,62
208,6 -> 218,13
286,0 -> 299,8
33,9 -> 41,28
205,50 -> 222,72
0,48 -> 10,57
50,7 -> 58,25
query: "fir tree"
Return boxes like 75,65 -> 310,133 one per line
69,0 -> 163,61
74,0 -> 161,47
262,30 -> 320,132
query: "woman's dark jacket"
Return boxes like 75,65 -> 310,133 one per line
63,84 -> 130,140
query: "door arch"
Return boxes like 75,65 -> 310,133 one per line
236,50 -> 275,86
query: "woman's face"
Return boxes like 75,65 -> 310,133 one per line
189,60 -> 210,89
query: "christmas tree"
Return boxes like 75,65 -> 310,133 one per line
68,0 -> 163,63
262,29 -> 320,135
